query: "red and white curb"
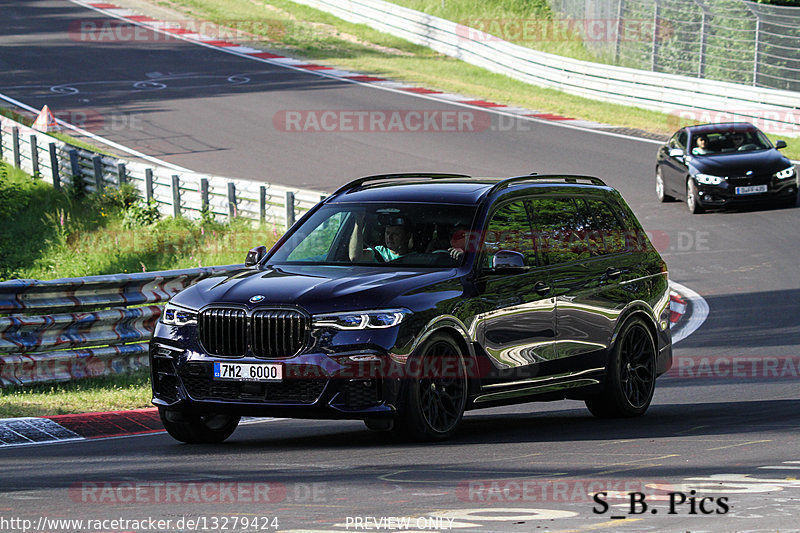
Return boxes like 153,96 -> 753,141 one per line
70,0 -> 642,140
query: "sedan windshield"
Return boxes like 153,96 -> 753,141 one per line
690,128 -> 772,155
269,202 -> 478,267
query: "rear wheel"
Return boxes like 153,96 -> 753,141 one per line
585,318 -> 656,418
686,179 -> 704,214
398,333 -> 468,441
158,407 -> 240,443
655,167 -> 674,202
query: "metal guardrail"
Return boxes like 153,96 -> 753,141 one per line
290,0 -> 800,136
0,265 -> 244,387
0,116 -> 326,227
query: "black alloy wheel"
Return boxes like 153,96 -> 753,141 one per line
585,317 -> 657,418
399,333 -> 468,441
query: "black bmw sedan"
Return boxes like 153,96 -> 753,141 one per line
656,122 -> 797,213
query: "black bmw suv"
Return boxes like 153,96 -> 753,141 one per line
150,173 -> 672,442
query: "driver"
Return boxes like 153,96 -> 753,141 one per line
350,215 -> 413,262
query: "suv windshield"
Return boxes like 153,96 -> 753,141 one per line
269,202 -> 478,267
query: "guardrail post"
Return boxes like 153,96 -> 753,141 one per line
614,0 -> 624,63
48,143 -> 60,191
117,163 -> 126,186
650,0 -> 661,72
753,15 -> 761,86
285,191 -> 295,229
201,178 -> 209,213
29,135 -> 40,177
92,155 -> 104,191
171,174 -> 181,217
227,182 -> 237,219
69,149 -> 82,191
0,125 -> 4,159
260,185 -> 267,224
145,169 -> 154,202
12,127 -> 20,168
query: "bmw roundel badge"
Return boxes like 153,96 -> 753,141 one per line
249,295 -> 266,303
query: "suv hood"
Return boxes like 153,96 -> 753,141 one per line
170,265 -> 461,314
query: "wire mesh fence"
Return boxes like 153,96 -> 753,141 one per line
550,0 -> 800,92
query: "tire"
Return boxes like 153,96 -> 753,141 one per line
585,318 -> 657,418
655,167 -> 674,202
158,407 -> 240,443
397,333 -> 468,441
686,179 -> 704,214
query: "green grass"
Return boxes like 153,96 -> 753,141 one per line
0,162 -> 278,280
0,370 -> 152,418
151,0 -> 798,159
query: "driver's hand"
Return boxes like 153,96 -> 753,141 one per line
449,247 -> 464,260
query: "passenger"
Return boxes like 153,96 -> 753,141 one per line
350,215 -> 413,262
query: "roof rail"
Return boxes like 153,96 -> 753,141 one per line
487,174 -> 607,196
326,172 -> 473,199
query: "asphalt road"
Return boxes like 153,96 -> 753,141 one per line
1,1 -> 799,532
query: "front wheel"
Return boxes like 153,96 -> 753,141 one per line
686,179 -> 704,214
158,407 -> 240,443
655,167 -> 674,202
585,318 -> 657,418
397,333 -> 468,441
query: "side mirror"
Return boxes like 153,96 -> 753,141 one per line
245,245 -> 267,267
668,148 -> 685,159
775,140 -> 787,149
488,250 -> 528,274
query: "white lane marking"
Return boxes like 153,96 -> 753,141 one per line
668,280 -> 709,344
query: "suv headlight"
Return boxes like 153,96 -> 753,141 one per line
312,308 -> 410,330
161,303 -> 198,326
775,166 -> 796,179
695,173 -> 725,185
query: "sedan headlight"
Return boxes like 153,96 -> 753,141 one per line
695,173 -> 725,185
775,166 -> 796,179
161,303 -> 198,326
312,308 -> 410,330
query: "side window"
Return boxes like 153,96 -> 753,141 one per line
676,130 -> 688,149
530,197 -> 591,266
581,198 -> 628,255
483,201 -> 537,267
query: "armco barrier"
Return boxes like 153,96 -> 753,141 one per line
289,0 -> 800,136
0,264 -> 243,387
0,115 -> 326,227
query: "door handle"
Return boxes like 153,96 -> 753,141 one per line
534,281 -> 551,296
606,267 -> 622,280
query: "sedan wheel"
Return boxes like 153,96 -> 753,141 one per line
158,407 -> 240,443
399,334 -> 468,441
655,167 -> 674,202
585,318 -> 656,418
686,179 -> 704,214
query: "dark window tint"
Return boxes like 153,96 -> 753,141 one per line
581,198 -> 628,255
530,197 -> 591,265
483,201 -> 537,267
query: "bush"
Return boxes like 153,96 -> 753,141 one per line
122,198 -> 161,228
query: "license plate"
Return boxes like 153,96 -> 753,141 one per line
213,362 -> 282,382
735,184 -> 768,195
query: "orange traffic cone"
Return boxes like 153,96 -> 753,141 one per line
32,105 -> 60,132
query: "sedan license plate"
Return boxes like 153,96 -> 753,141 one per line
735,184 -> 768,195
213,362 -> 282,382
